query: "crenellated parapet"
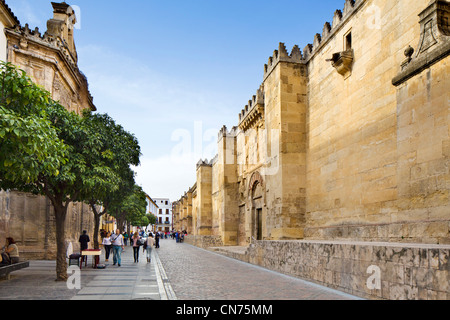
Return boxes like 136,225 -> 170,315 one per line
196,158 -> 213,169
263,42 -> 304,81
301,0 -> 365,62
218,125 -> 238,141
9,24 -> 78,70
238,85 -> 265,132
240,0 -> 366,127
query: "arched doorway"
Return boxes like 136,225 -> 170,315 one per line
248,171 -> 264,241
252,182 -> 264,240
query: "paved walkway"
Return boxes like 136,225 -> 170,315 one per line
156,238 -> 361,300
0,245 -> 174,300
1,239 -> 361,300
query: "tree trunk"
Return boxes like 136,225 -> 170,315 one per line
54,204 -> 68,282
116,211 -> 125,233
116,218 -> 124,233
89,201 -> 105,250
93,212 -> 100,250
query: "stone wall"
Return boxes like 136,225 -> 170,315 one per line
176,0 -> 450,247
0,191 -> 95,259
184,235 -> 223,249
305,0 -> 450,244
224,240 -> 450,300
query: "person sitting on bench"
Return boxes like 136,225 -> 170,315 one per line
0,237 -> 19,266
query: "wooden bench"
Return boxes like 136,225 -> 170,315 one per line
0,261 -> 30,280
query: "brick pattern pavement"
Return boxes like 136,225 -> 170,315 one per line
156,238 -> 361,300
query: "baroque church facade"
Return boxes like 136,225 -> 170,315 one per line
0,1 -> 96,259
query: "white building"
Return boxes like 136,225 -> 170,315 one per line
153,198 -> 172,233
145,194 -> 159,232
145,194 -> 159,216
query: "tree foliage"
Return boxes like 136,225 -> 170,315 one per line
0,62 -> 66,184
80,111 -> 141,249
110,184 -> 148,231
147,213 -> 157,226
0,61 -> 147,280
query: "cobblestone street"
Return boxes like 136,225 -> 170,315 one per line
0,238 -> 361,300
156,238 -> 360,300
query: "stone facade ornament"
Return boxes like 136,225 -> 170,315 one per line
326,49 -> 354,78
416,0 -> 450,57
393,0 -> 450,85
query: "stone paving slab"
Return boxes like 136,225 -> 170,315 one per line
71,247 -> 164,300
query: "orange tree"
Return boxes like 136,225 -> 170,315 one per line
80,111 -> 141,249
0,62 -> 142,281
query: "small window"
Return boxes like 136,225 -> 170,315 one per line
345,31 -> 352,50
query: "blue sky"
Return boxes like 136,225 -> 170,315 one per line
8,0 -> 345,201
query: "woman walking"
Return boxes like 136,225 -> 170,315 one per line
132,232 -> 140,263
102,232 -> 112,262
144,233 -> 155,263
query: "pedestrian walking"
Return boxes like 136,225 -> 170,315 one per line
102,231 -> 112,262
132,231 -> 140,263
111,229 -> 124,267
129,232 -> 133,246
144,233 -> 155,263
123,231 -> 129,246
155,232 -> 160,248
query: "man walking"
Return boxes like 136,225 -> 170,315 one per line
111,229 -> 125,267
